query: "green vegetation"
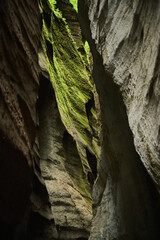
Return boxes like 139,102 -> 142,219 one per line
41,1 -> 93,150
69,0 -> 78,12
84,41 -> 90,65
40,0 -> 100,208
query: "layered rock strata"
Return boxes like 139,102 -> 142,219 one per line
37,75 -> 92,239
0,0 -> 101,239
31,0 -> 100,239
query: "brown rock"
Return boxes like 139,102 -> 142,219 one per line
0,0 -> 40,223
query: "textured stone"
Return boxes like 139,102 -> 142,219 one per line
37,75 -> 92,239
40,1 -> 101,207
30,1 -> 100,238
78,0 -> 160,239
0,0 -> 99,239
0,0 -> 40,226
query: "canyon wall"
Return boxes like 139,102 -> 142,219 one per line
0,0 -> 40,238
36,1 -> 100,238
1,0 -> 160,239
0,0 -> 99,239
78,0 -> 160,239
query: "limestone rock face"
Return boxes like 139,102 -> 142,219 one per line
25,0 -> 101,239
37,77 -> 92,239
35,1 -> 100,238
78,0 -> 160,239
0,0 -> 100,239
0,0 -> 40,226
88,0 -> 160,189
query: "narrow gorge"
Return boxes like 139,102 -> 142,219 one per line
0,0 -> 160,240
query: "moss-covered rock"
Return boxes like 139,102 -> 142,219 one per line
40,0 -> 100,210
69,0 -> 78,12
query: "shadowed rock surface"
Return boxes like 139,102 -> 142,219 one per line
37,76 -> 92,239
78,0 -> 160,239
0,0 -> 97,239
35,1 -> 101,238
0,0 -> 40,232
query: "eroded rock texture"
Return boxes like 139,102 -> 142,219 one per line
78,0 -> 160,239
37,76 -> 92,239
0,0 -> 100,239
0,0 -> 40,234
30,0 -> 100,239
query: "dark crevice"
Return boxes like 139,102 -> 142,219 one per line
43,11 -> 51,29
76,238 -> 88,240
28,212 -> 57,240
85,95 -> 94,120
63,130 -> 85,180
86,148 -> 97,181
46,39 -> 53,63
0,129 -> 32,240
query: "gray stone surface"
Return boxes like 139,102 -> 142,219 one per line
85,0 -> 160,189
38,76 -> 92,239
78,0 -> 160,239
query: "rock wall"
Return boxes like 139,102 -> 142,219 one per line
0,0 -> 40,236
0,0 -> 100,238
0,0 -> 97,238
36,0 -> 100,238
36,75 -> 92,239
1,0 -> 160,239
78,0 -> 160,240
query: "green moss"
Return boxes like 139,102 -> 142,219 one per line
42,3 -> 93,148
40,0 -> 100,208
69,0 -> 78,12
84,41 -> 90,64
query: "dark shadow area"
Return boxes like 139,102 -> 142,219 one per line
62,130 -> 86,183
76,238 -> 88,240
46,39 -> 53,63
85,96 -> 94,121
0,130 -> 31,240
27,74 -> 58,240
86,148 -> 97,181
